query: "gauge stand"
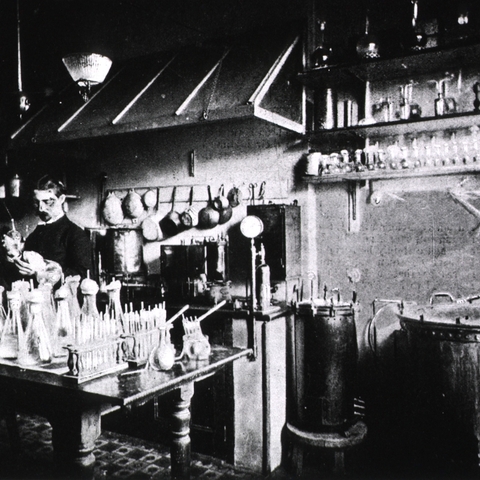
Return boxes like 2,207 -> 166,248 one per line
240,215 -> 264,361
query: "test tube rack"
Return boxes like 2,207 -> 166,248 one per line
123,328 -> 160,368
63,337 -> 127,383
121,303 -> 167,367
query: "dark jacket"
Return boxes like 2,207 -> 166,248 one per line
24,215 -> 93,279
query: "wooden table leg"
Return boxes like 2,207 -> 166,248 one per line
170,382 -> 194,480
48,406 -> 101,480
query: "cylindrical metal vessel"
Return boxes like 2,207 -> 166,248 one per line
288,300 -> 358,433
104,228 -> 144,274
400,298 -> 480,470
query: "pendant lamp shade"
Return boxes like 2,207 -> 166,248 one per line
62,53 -> 112,101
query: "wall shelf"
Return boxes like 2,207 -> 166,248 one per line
303,164 -> 480,184
298,42 -> 480,87
308,111 -> 480,141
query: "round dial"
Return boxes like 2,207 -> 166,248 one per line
240,215 -> 264,238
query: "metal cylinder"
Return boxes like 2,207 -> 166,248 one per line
288,301 -> 357,433
400,312 -> 480,470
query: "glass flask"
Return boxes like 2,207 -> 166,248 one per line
11,279 -> 31,331
0,290 -> 23,359
77,278 -> 100,345
356,15 -> 380,59
38,283 -> 57,349
408,0 -> 428,51
65,275 -> 81,323
149,325 -> 175,371
311,20 -> 333,67
0,286 -> 6,333
19,289 -> 53,366
106,279 -> 124,334
54,285 -> 74,356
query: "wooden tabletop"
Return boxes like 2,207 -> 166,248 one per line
0,346 -> 252,407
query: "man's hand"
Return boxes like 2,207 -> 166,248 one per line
13,257 -> 36,276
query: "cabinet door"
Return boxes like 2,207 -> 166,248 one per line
247,204 -> 301,281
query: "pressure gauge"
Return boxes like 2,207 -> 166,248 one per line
240,215 -> 264,239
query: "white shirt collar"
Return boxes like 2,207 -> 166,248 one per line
38,213 -> 65,226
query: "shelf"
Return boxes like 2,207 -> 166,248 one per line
308,111 -> 480,140
298,42 -> 480,87
303,164 -> 480,184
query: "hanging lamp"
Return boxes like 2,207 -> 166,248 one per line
62,53 -> 112,102
16,0 -> 29,118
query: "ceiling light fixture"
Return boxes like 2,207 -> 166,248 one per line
62,53 -> 112,102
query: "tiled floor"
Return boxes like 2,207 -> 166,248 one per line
0,413 -> 266,479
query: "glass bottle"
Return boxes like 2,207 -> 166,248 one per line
341,149 -> 353,173
0,291 -> 23,359
356,14 -> 380,59
311,20 -> 333,68
19,289 -> 53,366
411,138 -> 422,168
408,0 -> 428,51
354,149 -> 365,172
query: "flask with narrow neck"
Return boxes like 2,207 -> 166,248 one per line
0,291 -> 23,359
106,279 -> 124,334
356,15 -> 380,59
54,285 -> 74,356
311,20 -> 333,67
19,290 -> 53,366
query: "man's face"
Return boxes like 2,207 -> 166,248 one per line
33,189 -> 65,222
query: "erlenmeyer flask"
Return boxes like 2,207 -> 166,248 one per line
356,14 -> 380,59
38,283 -> 57,350
106,279 -> 124,333
77,278 -> 99,345
65,275 -> 81,323
0,286 -> 6,333
0,290 -> 23,359
54,285 -> 74,356
19,289 -> 53,366
11,279 -> 31,332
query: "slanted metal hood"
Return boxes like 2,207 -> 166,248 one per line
10,27 -> 305,146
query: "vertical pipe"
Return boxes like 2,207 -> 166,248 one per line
262,320 -> 271,475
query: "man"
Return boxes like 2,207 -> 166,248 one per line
6,175 -> 93,283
